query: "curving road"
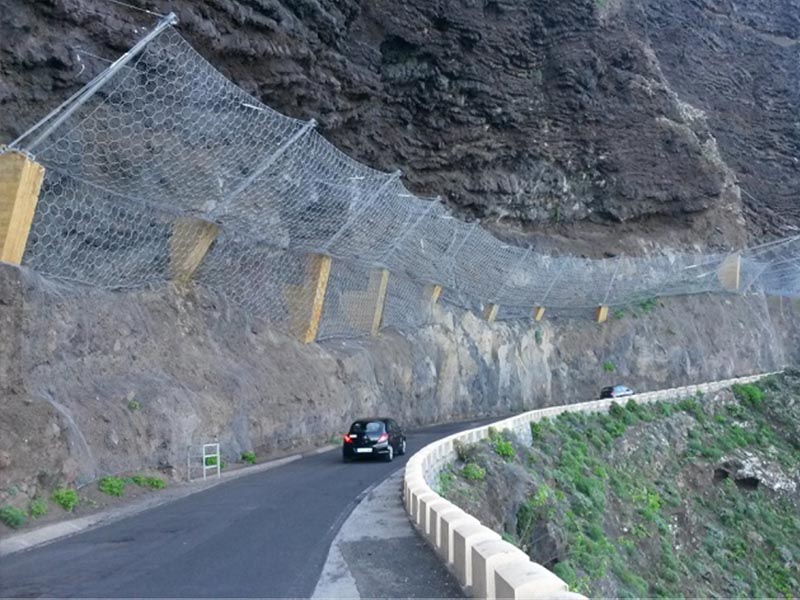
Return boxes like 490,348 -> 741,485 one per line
0,420 -> 485,598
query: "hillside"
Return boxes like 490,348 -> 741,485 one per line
2,0 -> 798,256
0,0 -> 798,550
438,372 -> 800,597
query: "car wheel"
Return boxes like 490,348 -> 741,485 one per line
385,445 -> 394,462
398,439 -> 407,455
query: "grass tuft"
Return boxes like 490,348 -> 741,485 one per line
462,463 -> 486,481
0,506 -> 26,529
52,488 -> 79,512
98,476 -> 126,497
29,499 -> 48,518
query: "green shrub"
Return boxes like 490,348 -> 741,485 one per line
731,383 -> 764,408
602,361 -> 616,373
29,499 -> 48,518
632,487 -> 662,520
241,451 -> 256,465
678,397 -> 706,422
131,475 -> 165,489
654,401 -> 676,417
534,329 -> 543,346
625,399 -> 653,422
493,438 -> 515,461
530,420 -> 544,441
0,506 -> 26,528
586,426 -> 614,449
52,488 -> 79,511
127,399 -> 141,411
98,476 -> 126,497
204,456 -> 226,469
437,468 -> 455,495
552,560 -> 580,589
603,414 -> 627,438
638,297 -> 659,313
517,488 -> 552,541
614,562 -> 649,597
609,402 -> 626,419
462,463 -> 486,481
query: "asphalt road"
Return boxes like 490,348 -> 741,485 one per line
0,420 -> 486,598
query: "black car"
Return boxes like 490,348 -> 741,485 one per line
342,418 -> 407,462
600,385 -> 635,399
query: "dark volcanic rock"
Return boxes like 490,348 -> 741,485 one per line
0,0 -> 797,250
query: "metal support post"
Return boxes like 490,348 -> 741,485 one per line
13,13 -> 179,153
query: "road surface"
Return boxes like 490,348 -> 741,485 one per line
0,420 -> 486,598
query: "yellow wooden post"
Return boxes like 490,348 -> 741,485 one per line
483,303 -> 499,322
285,254 -> 332,344
596,305 -> 609,323
428,284 -> 443,305
170,217 -> 219,284
533,306 -> 546,321
0,151 -> 45,265
718,252 -> 741,291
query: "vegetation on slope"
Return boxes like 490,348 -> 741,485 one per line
442,371 -> 800,598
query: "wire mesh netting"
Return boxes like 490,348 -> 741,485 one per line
5,21 -> 800,341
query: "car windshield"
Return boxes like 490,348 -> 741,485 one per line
350,421 -> 385,434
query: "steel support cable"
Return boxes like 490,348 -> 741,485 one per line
12,13 -> 178,153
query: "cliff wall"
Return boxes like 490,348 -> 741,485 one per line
1,262 -> 797,501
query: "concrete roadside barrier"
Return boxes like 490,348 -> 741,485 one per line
493,560 -> 570,599
471,539 -> 530,599
452,521 -> 502,588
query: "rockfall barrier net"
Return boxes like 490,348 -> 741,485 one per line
6,20 -> 800,340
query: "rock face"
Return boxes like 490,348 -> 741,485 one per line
1,0 -> 797,252
1,261 -> 798,502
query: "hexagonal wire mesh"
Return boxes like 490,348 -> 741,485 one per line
6,21 -> 800,342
